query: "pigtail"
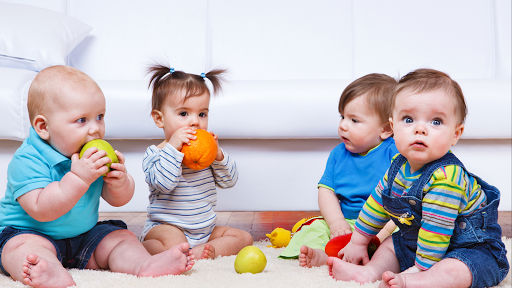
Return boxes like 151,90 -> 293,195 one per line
147,63 -> 173,113
205,69 -> 227,95
147,64 -> 171,90
146,62 -> 228,113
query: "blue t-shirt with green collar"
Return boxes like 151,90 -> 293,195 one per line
318,137 -> 398,220
0,127 -> 103,240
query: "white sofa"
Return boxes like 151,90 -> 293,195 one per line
0,0 -> 510,212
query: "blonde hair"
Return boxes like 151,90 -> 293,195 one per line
338,73 -> 397,124
27,65 -> 98,125
392,68 -> 467,124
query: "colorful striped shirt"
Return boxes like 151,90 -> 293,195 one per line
141,143 -> 238,247
355,156 -> 487,270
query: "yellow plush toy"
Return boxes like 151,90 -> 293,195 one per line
266,227 -> 291,248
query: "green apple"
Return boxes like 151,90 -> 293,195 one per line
234,246 -> 267,274
79,139 -> 119,176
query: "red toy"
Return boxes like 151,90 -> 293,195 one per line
325,233 -> 381,258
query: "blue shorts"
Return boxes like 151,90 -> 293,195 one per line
0,220 -> 127,276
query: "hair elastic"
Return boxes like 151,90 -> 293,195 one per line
201,73 -> 206,78
170,68 -> 175,73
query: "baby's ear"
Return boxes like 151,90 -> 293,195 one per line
33,115 -> 50,140
452,123 -> 465,146
151,110 -> 165,128
380,122 -> 393,140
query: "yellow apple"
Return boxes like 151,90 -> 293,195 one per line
79,139 -> 119,176
234,246 -> 267,274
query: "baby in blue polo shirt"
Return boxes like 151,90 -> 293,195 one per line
0,65 -> 194,288
296,73 -> 399,267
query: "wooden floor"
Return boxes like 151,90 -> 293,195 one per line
101,211 -> 511,241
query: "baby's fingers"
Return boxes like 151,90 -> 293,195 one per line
209,131 -> 219,140
114,150 -> 125,164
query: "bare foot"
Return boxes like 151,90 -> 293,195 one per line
380,271 -> 405,288
327,256 -> 379,283
200,244 -> 216,260
191,243 -> 217,260
299,246 -> 328,267
22,254 -> 75,288
137,242 -> 195,277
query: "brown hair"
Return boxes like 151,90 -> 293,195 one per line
392,68 -> 467,124
27,65 -> 98,125
147,63 -> 227,112
338,73 -> 397,124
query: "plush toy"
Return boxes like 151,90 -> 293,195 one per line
266,227 -> 291,248
324,233 -> 381,259
291,216 -> 324,233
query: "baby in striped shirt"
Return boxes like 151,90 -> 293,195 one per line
328,69 -> 509,288
139,64 -> 253,260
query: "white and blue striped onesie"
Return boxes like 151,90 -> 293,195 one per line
140,143 -> 238,248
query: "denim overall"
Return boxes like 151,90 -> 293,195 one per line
381,153 -> 509,288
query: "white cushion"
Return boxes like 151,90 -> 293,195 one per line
0,2 -> 92,72
353,0 -> 494,80
0,67 -> 36,140
494,0 -> 511,79
68,0 -> 208,81
97,79 -> 511,141
0,0 -> 67,13
209,0 -> 353,81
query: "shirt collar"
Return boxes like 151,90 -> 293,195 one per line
27,127 -> 70,167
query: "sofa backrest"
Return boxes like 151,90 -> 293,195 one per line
1,0 -> 510,141
9,0 -> 510,81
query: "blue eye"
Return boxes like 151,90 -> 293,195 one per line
77,118 -> 86,124
404,117 -> 413,124
96,114 -> 104,121
431,119 -> 442,126
179,111 -> 187,117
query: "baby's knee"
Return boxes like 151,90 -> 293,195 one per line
3,234 -> 54,254
105,229 -> 137,242
237,230 -> 253,246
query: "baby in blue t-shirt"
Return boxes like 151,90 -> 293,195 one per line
0,66 -> 194,288
297,73 -> 399,267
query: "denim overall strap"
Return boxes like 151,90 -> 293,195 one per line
406,152 -> 465,200
381,154 -> 422,239
386,154 -> 408,190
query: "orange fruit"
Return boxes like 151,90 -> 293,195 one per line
181,129 -> 218,170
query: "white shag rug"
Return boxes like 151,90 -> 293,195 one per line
0,238 -> 510,288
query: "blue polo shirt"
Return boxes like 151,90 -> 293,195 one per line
0,128 -> 102,240
318,137 -> 398,220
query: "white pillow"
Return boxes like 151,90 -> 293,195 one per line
0,2 -> 92,72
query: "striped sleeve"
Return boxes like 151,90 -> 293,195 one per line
415,165 -> 486,270
354,171 -> 391,237
211,149 -> 238,189
143,144 -> 183,193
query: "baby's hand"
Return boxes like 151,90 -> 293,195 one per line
338,238 -> 370,265
71,148 -> 110,185
169,127 -> 197,151
103,150 -> 127,189
209,131 -> 224,161
329,220 -> 352,238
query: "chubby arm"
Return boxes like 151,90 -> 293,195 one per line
101,150 -> 135,207
211,148 -> 238,189
318,187 -> 352,238
143,144 -> 183,193
18,148 -> 110,222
